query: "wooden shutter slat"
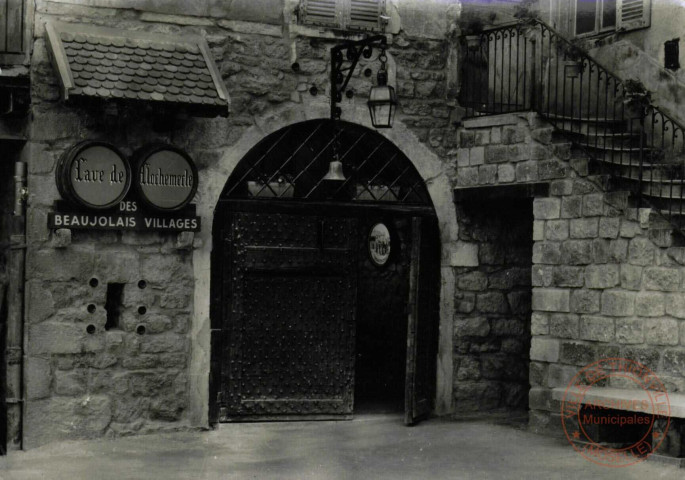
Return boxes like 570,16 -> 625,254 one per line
348,0 -> 384,31
351,4 -> 377,11
302,0 -> 338,27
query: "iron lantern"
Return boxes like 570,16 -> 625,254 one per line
367,69 -> 397,129
330,35 -> 397,128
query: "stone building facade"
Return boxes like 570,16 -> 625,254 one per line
1,0 -> 685,462
1,0 -> 462,450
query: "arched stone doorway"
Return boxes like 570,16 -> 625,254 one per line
209,119 -> 441,424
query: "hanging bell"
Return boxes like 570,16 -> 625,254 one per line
323,160 -> 346,181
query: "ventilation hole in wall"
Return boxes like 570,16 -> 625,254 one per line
105,283 -> 125,331
136,325 -> 146,335
138,280 -> 147,289
138,306 -> 147,315
86,324 -> 96,334
89,278 -> 99,288
87,304 -> 96,313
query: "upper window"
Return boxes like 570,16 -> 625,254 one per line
300,0 -> 387,32
574,0 -> 650,37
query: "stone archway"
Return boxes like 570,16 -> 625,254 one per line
188,102 -> 458,426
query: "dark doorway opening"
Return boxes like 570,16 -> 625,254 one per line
354,216 -> 411,413
453,197 -> 533,421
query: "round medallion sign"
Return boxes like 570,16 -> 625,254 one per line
134,144 -> 198,211
368,223 -> 391,267
56,141 -> 131,210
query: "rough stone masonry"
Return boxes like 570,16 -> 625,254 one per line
454,111 -> 685,457
20,0 -> 462,448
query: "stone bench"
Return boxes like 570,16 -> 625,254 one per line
551,387 -> 685,418
551,387 -> 685,465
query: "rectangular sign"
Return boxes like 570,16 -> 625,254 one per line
48,211 -> 201,232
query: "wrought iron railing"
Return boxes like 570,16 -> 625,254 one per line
460,19 -> 685,230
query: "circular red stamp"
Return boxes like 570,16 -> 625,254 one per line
560,357 -> 671,467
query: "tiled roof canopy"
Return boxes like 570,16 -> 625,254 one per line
45,21 -> 229,117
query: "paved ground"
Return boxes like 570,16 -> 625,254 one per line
0,415 -> 682,480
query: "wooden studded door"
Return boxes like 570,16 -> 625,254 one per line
219,211 -> 358,420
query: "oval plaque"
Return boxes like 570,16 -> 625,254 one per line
56,141 -> 131,210
134,144 -> 198,211
368,223 -> 391,267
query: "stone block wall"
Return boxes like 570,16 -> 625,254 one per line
21,0 -> 461,447
453,199 -> 533,413
24,241 -> 193,446
454,113 -> 570,189
454,112 -> 685,446
528,195 -> 685,441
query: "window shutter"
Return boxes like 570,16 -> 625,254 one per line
617,0 -> 651,32
300,0 -> 385,32
348,0 -> 385,32
0,0 -> 25,54
301,0 -> 340,28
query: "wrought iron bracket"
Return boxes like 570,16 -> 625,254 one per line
330,35 -> 387,120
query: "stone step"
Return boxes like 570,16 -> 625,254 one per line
599,163 -> 678,182
543,112 -> 628,126
640,178 -> 685,198
563,131 -> 641,149
576,136 -> 642,150
542,114 -> 629,135
582,146 -> 660,166
653,203 -> 685,218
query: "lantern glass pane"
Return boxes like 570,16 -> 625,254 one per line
367,85 -> 397,128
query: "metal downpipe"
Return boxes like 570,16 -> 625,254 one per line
7,161 -> 26,450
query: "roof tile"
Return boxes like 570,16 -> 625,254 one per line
46,21 -> 229,115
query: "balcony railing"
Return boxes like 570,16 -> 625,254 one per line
460,19 -> 685,233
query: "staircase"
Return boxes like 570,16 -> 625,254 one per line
460,19 -> 685,235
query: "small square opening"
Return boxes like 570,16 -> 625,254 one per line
105,283 -> 125,331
